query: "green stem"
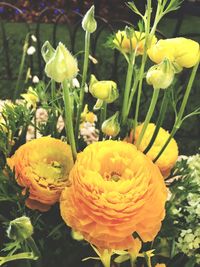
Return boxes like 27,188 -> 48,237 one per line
13,34 -> 30,102
154,62 -> 199,162
121,54 -> 135,125
133,0 -> 152,134
136,88 -> 160,147
127,74 -> 140,117
51,79 -> 56,103
133,52 -> 148,135
0,252 -> 37,266
99,101 -> 107,140
75,31 -> 91,143
26,237 -> 41,267
144,90 -> 169,153
62,79 -> 77,162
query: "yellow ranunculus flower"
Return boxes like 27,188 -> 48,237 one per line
60,140 -> 167,250
134,123 -> 178,178
7,137 -> 74,212
113,30 -> 157,55
148,37 -> 200,68
155,264 -> 166,267
42,42 -> 78,83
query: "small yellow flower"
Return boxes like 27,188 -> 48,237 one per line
155,264 -> 166,267
42,41 -> 78,82
81,104 -> 97,124
148,37 -> 200,68
113,30 -> 157,55
89,75 -> 118,103
21,87 -> 39,108
134,123 -> 178,177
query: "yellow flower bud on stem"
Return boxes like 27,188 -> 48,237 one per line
101,111 -> 120,137
154,60 -> 199,162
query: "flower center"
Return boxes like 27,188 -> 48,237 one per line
104,171 -> 121,182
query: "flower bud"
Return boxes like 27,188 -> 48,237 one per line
42,42 -> 78,83
41,41 -> 55,63
89,75 -> 119,103
146,58 -> 175,89
7,216 -> 33,242
101,112 -> 120,137
82,5 -> 97,33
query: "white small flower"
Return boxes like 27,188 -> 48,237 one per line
27,46 -> 36,55
72,78 -> 80,88
32,75 -> 39,83
31,35 -> 37,42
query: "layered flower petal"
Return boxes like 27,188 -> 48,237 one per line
7,137 -> 74,211
60,140 -> 167,250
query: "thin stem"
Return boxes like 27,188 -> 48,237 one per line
127,73 -> 139,117
121,53 -> 135,125
75,31 -> 91,143
26,237 -> 42,267
136,88 -> 160,147
133,0 -> 152,134
99,101 -> 107,140
133,52 -> 148,135
0,252 -> 37,266
154,61 -> 199,162
62,80 -> 77,162
144,90 -> 169,153
13,34 -> 30,102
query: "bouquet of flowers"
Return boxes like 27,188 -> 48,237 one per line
0,0 -> 199,266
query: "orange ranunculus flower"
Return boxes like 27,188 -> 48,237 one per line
60,140 -> 167,250
134,123 -> 178,177
7,137 -> 73,212
113,30 -> 157,55
148,37 -> 200,68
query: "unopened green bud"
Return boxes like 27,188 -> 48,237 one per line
146,58 -> 175,89
42,42 -> 78,83
89,75 -> 119,103
7,216 -> 33,242
101,112 -> 120,137
41,41 -> 55,63
125,26 -> 134,39
82,5 -> 97,33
